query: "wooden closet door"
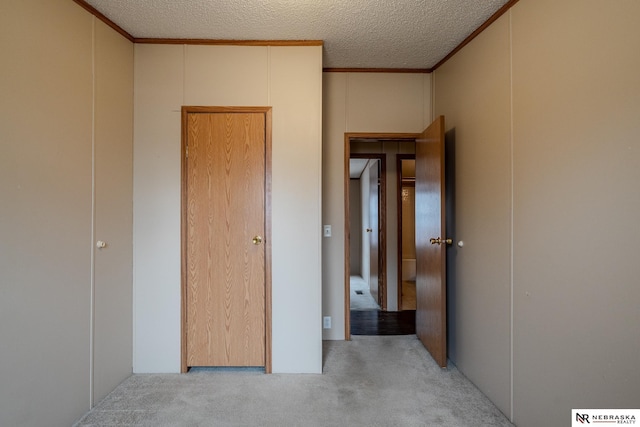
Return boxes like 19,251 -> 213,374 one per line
185,110 -> 266,368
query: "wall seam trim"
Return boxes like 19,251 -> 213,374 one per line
89,16 -> 96,409
345,73 -> 349,132
422,75 -> 426,129
183,44 -> 187,106
131,44 -> 138,373
509,8 -> 515,423
431,72 -> 436,123
267,46 -> 272,105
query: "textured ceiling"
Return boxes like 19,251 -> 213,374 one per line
83,0 -> 510,69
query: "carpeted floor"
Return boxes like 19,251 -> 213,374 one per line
75,336 -> 513,427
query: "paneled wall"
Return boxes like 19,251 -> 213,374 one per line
133,44 -> 323,373
93,18 -> 134,405
322,72 -> 431,338
0,1 -> 133,426
434,0 -> 640,425
434,12 -> 513,416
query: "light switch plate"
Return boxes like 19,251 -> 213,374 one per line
323,316 -> 331,329
323,225 -> 331,237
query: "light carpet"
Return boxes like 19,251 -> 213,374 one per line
75,336 -> 513,426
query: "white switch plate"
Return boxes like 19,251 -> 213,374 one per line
323,225 -> 332,237
323,316 -> 331,329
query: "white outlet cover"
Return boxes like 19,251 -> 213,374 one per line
323,316 -> 331,329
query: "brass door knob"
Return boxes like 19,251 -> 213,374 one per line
252,236 -> 263,245
429,237 -> 452,245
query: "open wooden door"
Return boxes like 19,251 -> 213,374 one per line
415,116 -> 448,367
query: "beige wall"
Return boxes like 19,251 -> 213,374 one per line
93,19 -> 134,404
133,44 -> 323,373
0,1 -> 133,426
322,73 -> 431,338
434,0 -> 640,425
434,12 -> 512,416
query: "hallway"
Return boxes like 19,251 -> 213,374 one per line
350,276 -> 417,335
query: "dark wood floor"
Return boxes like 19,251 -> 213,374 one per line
350,310 -> 416,335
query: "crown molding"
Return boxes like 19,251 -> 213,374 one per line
134,38 -> 323,46
72,0 -> 520,73
323,68 -> 432,74
72,0 -> 134,42
431,0 -> 520,71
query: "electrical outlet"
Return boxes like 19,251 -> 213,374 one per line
323,316 -> 331,329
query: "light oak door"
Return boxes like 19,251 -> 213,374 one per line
182,107 -> 271,372
415,116 -> 447,368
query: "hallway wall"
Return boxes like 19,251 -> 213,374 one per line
434,0 -> 640,425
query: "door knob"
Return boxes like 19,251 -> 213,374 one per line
96,240 -> 107,249
429,237 -> 452,245
252,236 -> 263,245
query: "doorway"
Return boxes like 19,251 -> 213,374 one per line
344,133 -> 418,339
181,106 -> 272,373
343,117 -> 448,368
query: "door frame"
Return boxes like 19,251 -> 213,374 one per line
344,132 -> 418,340
180,106 -> 273,373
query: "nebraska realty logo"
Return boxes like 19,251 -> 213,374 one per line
573,409 -> 639,425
